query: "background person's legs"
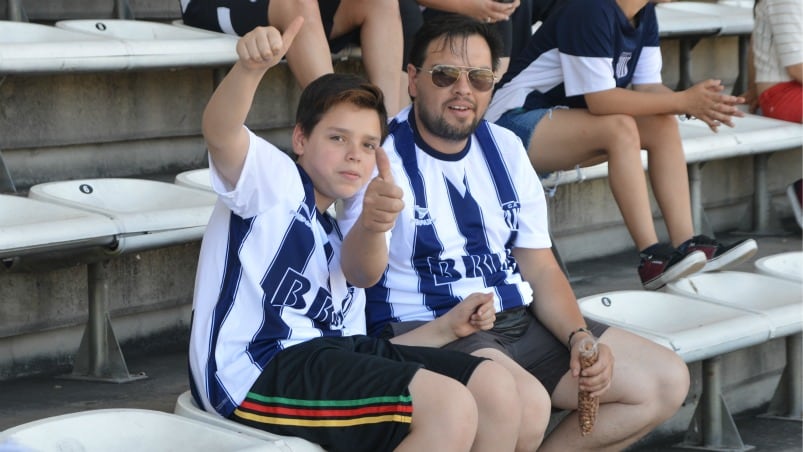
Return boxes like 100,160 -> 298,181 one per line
529,109 -> 660,250
636,114 -> 695,247
268,0 -> 334,88
332,0 -> 404,114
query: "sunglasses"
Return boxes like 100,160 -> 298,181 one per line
418,64 -> 498,92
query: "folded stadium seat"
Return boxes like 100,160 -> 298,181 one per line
29,178 -> 216,254
26,178 -> 216,382
0,409 -> 291,451
666,271 -> 803,422
0,194 -> 117,267
665,271 -> 802,339
54,19 -> 238,70
578,290 -> 773,450
754,251 -> 802,284
0,20 -> 125,74
174,391 -> 326,452
174,168 -> 213,192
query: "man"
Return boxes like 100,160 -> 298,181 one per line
341,14 -> 690,451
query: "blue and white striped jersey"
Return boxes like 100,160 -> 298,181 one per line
486,0 -> 662,122
339,107 -> 550,337
189,129 -> 365,417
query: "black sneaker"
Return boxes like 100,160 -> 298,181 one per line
638,243 -> 707,290
678,235 -> 758,272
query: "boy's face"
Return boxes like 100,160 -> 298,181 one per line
294,102 -> 382,211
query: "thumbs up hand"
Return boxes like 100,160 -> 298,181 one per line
360,146 -> 403,233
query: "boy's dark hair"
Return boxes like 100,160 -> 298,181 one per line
408,14 -> 503,72
296,73 -> 388,141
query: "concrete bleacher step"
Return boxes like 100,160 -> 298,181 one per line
0,408 -> 291,451
174,391 -> 325,452
754,251 -> 802,283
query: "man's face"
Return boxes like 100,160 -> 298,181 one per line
294,103 -> 382,211
409,34 -> 495,152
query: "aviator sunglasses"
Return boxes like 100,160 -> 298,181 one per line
417,64 -> 498,92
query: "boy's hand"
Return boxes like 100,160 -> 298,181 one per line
360,147 -> 403,233
446,292 -> 496,338
236,16 -> 304,71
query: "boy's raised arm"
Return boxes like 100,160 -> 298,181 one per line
202,18 -> 303,187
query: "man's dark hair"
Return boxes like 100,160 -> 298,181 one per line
296,73 -> 388,141
408,14 -> 504,72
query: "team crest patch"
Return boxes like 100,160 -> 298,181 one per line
616,52 -> 632,79
413,205 -> 433,226
290,203 -> 314,228
502,201 -> 521,231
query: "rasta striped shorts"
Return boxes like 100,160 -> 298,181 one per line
229,335 -> 484,452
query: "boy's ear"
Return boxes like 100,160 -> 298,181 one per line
291,124 -> 306,157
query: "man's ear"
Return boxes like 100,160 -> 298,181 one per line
407,63 -> 419,100
292,124 -> 306,157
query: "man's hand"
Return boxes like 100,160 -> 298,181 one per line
570,338 -> 614,398
683,79 -> 745,132
236,16 -> 304,71
360,147 -> 403,233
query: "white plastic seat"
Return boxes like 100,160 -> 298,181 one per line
580,290 -> 773,450
659,1 -> 753,35
174,168 -> 213,192
29,178 -> 216,254
754,251 -> 803,283
55,19 -> 238,69
578,290 -> 772,362
0,409 -> 291,451
667,271 -> 803,424
174,391 -> 326,452
0,194 -> 117,260
665,271 -> 803,338
0,20 -> 125,74
655,5 -> 721,38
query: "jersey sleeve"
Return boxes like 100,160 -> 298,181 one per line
632,5 -> 663,85
209,127 -> 300,219
557,2 -> 618,96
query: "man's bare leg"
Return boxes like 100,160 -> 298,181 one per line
539,328 -> 690,451
267,0 -> 334,88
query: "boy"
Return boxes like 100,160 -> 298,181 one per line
187,18 -> 520,452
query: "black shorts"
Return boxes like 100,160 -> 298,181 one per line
229,335 -> 485,452
181,0 -> 357,53
383,308 -> 609,395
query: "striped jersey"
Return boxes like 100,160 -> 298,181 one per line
753,0 -> 802,83
189,129 -> 366,417
486,0 -> 662,122
339,106 -> 551,337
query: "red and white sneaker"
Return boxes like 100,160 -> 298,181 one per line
678,235 -> 758,273
638,243 -> 707,290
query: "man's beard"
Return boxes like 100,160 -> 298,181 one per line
418,105 -> 478,141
